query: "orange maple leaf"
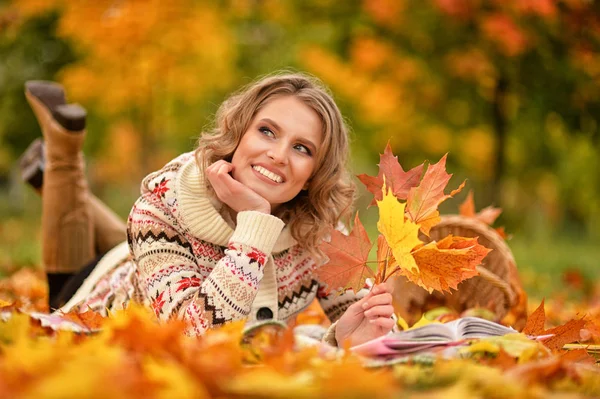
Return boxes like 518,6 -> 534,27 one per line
357,142 -> 424,206
542,318 -> 587,351
477,206 -> 503,225
405,235 -> 489,293
406,154 -> 466,236
522,299 -> 546,335
61,309 -> 106,331
495,227 -> 508,239
315,213 -> 375,295
458,190 -> 477,217
459,190 -> 507,242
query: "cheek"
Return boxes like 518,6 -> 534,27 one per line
295,160 -> 317,185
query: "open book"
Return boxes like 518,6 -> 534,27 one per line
351,316 -> 517,357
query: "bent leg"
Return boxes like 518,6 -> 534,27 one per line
20,138 -> 127,255
25,81 -> 95,280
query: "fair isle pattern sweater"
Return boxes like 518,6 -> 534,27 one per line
75,152 -> 363,336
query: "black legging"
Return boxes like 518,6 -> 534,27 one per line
47,252 -> 105,311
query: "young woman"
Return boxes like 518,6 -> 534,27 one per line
23,72 -> 395,347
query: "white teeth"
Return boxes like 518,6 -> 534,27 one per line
253,165 -> 283,183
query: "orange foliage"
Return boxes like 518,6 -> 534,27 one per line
434,0 -> 479,20
12,1 -> 237,114
481,14 -> 530,57
362,0 -> 405,29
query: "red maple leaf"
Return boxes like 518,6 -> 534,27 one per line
357,142 -> 424,206
315,213 -> 375,295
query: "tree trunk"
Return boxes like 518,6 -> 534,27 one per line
491,75 -> 508,206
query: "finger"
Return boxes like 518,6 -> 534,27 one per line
371,282 -> 393,295
369,317 -> 395,331
352,288 -> 376,312
362,292 -> 393,311
206,160 -> 231,174
364,305 -> 395,320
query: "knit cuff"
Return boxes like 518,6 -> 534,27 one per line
229,211 -> 285,255
322,320 -> 339,347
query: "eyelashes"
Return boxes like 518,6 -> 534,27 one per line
258,126 -> 312,156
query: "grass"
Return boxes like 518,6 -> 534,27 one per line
510,236 -> 600,301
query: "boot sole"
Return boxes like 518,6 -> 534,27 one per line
25,81 -> 87,131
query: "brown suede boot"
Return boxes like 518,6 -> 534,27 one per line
19,138 -> 127,255
25,80 -> 94,274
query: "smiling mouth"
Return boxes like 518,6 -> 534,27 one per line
252,165 -> 284,183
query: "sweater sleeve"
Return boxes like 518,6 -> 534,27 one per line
129,194 -> 284,335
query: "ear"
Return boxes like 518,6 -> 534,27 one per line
302,180 -> 310,191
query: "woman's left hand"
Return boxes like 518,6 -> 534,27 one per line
334,283 -> 395,347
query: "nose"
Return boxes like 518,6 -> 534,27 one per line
267,143 -> 288,165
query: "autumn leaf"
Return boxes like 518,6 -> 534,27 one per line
406,154 -> 466,235
315,213 -> 374,294
458,190 -> 476,217
522,300 -> 546,336
542,318 -> 587,351
357,142 -> 424,206
407,235 -> 489,293
495,227 -> 508,239
377,188 -> 422,275
60,309 -> 106,331
560,348 -> 596,365
477,206 -> 503,226
459,190 -> 502,225
581,318 -> 600,343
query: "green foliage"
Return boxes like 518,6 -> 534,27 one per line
0,10 -> 76,176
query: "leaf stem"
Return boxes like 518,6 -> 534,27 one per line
383,266 -> 402,282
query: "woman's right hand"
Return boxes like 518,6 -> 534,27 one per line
206,160 -> 271,214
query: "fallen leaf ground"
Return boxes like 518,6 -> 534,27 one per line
1,267 -> 599,398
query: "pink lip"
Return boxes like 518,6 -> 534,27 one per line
252,163 -> 287,182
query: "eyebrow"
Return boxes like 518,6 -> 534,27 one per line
259,118 -> 319,153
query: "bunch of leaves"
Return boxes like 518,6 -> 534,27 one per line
317,144 -> 490,294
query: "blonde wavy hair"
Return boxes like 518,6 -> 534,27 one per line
195,72 -> 355,258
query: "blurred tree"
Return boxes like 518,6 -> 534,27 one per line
289,0 -> 600,238
2,0 -> 600,240
0,7 -> 76,182
6,0 -> 239,186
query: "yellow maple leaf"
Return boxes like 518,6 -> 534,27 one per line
377,187 -> 422,274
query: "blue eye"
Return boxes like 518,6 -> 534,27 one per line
294,144 -> 311,155
259,127 -> 275,137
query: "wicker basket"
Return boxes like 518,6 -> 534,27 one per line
392,215 -> 527,326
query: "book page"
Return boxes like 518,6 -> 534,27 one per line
386,321 -> 458,342
456,317 -> 516,339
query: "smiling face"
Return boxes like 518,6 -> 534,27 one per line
230,95 -> 323,212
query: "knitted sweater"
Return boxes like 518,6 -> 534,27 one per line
70,152 -> 363,337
